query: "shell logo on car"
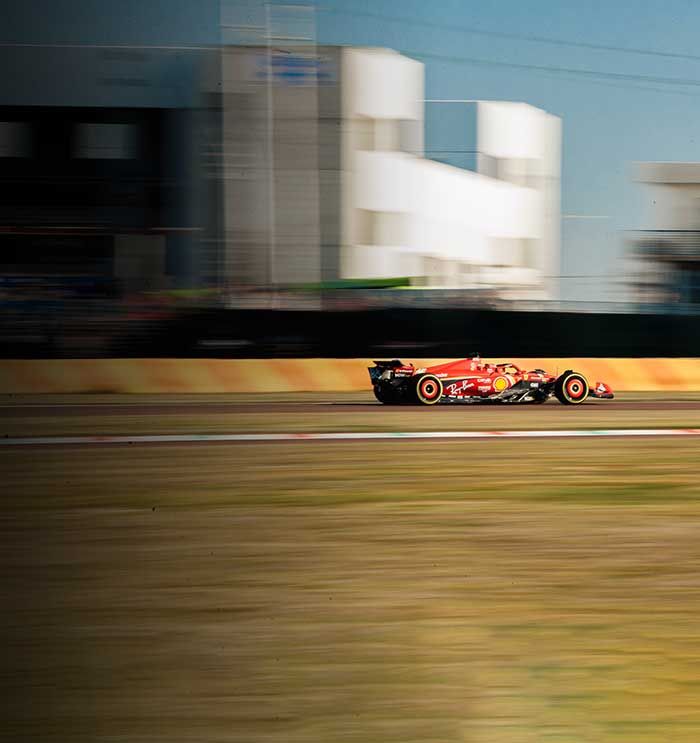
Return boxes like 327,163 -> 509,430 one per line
493,376 -> 509,392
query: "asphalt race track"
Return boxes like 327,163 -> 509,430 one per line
2,392 -> 700,449
3,396 -> 700,418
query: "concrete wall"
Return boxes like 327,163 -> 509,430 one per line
220,46 -> 322,286
636,162 -> 700,230
1,358 -> 699,393
633,162 -> 700,303
642,184 -> 700,231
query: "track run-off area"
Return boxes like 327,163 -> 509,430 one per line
2,391 -> 700,442
4,392 -> 700,742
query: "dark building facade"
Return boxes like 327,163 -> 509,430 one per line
0,43 -> 219,293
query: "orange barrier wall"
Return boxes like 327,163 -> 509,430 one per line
1,358 -> 699,394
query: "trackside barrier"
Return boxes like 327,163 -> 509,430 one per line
0,358 -> 699,394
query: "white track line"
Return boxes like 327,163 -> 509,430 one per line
2,428 -> 700,447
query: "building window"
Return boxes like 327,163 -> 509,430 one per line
354,118 -> 374,151
74,123 -> 136,160
373,211 -> 405,246
354,209 -> 373,245
0,122 -> 30,157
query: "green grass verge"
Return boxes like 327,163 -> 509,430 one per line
3,431 -> 700,742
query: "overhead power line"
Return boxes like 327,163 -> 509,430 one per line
320,7 -> 700,64
405,47 -> 700,89
320,7 -> 700,96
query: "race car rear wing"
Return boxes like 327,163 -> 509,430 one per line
371,359 -> 404,368
369,359 -> 415,384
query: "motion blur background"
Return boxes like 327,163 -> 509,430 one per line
3,0 -> 700,360
5,5 -> 700,743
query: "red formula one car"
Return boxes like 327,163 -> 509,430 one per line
369,355 -> 614,406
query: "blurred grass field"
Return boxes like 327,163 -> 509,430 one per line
3,398 -> 700,742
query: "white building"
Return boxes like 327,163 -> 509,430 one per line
342,48 -> 561,299
219,45 -> 561,299
632,163 -> 700,305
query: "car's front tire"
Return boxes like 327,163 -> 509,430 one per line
554,371 -> 589,405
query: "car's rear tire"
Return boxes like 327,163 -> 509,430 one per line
373,384 -> 398,404
554,371 -> 589,405
414,374 -> 443,405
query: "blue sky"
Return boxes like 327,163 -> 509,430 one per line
316,0 -> 700,300
5,0 -> 700,299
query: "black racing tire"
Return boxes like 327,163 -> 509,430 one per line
414,374 -> 443,405
554,371 -> 589,405
373,384 -> 398,404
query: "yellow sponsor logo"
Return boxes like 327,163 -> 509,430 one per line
493,376 -> 509,392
